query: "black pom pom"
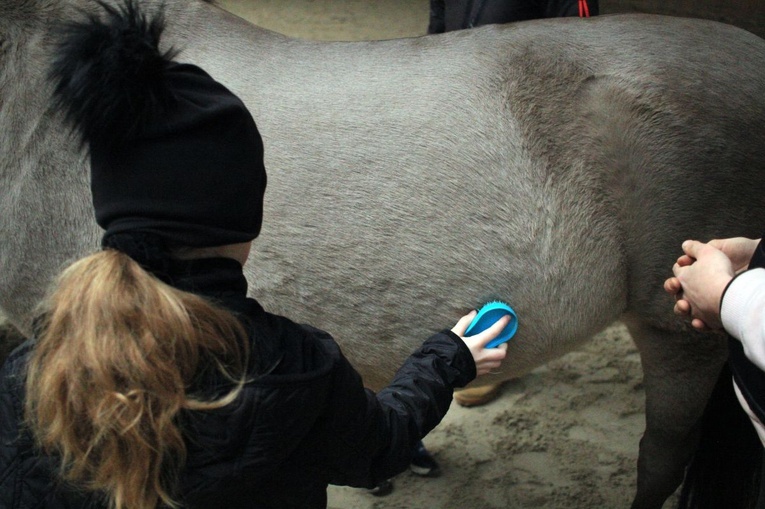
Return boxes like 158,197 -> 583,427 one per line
49,0 -> 177,149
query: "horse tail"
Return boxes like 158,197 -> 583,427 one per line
678,362 -> 762,509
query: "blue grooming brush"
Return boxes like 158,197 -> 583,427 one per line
465,301 -> 518,348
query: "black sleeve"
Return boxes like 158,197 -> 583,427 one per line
311,330 -> 475,488
747,237 -> 765,270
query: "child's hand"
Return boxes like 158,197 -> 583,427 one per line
451,310 -> 509,376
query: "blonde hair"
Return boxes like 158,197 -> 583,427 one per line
25,249 -> 248,509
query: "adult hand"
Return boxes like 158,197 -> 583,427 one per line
672,237 -> 758,276
451,310 -> 508,376
708,237 -> 759,274
668,240 -> 735,331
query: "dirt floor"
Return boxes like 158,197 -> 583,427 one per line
212,2 -> 680,508
326,323 -> 648,509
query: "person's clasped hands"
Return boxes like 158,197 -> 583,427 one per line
664,237 -> 760,331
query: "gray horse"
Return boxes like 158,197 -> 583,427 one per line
2,0 -> 764,507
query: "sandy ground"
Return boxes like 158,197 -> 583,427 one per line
327,323 -> 647,509
212,2 -> 664,508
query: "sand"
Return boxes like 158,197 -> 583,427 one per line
327,324 -> 647,509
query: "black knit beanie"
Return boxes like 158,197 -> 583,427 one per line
49,0 -> 266,248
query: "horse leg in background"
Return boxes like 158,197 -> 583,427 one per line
626,319 -> 728,509
428,0 -> 600,34
544,0 -> 599,17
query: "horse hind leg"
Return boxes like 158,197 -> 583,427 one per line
624,317 -> 728,509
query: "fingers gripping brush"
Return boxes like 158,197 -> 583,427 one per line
465,301 -> 518,348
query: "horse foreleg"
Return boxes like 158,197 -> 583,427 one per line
625,318 -> 728,509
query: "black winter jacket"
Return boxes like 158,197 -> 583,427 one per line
0,257 -> 476,508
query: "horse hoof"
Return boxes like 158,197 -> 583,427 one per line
454,382 -> 504,407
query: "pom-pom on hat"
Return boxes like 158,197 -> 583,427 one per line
49,0 -> 267,248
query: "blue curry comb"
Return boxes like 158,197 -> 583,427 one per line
465,301 -> 518,348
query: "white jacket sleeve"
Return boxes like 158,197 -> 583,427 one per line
721,267 -> 765,373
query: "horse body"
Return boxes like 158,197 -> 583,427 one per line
2,1 -> 765,506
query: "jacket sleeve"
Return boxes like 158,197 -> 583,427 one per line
721,267 -> 765,372
308,328 -> 476,488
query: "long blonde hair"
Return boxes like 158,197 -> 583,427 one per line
25,248 -> 248,509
